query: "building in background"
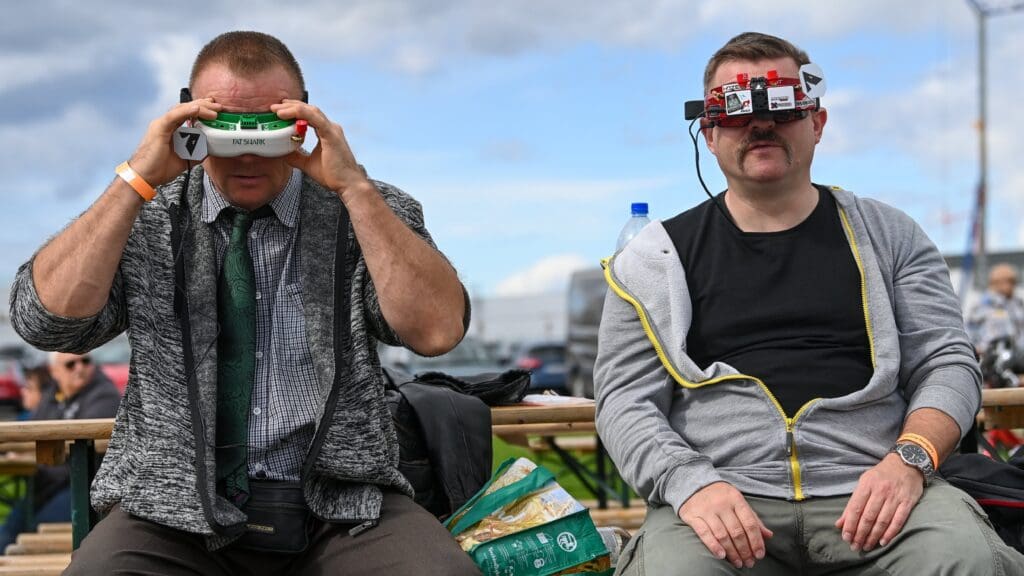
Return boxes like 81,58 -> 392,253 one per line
467,292 -> 566,345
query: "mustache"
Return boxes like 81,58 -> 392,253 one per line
738,128 -> 793,164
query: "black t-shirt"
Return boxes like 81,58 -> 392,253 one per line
663,186 -> 873,416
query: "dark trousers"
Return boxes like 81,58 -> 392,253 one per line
65,491 -> 481,575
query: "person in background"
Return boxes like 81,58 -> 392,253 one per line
17,365 -> 53,419
967,263 -> 1024,376
0,352 -> 120,549
595,31 -> 1024,574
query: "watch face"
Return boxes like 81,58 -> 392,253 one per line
898,444 -> 929,465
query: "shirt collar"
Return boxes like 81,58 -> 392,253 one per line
200,168 -> 302,228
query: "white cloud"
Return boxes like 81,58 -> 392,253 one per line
142,34 -> 203,119
0,103 -> 134,198
389,44 -> 441,76
0,51 -> 98,96
494,253 -> 591,297
419,176 -> 675,204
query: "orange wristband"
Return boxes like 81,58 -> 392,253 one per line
897,433 -> 938,468
115,161 -> 156,202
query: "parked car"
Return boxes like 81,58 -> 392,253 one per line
515,341 -> 568,393
566,268 -> 606,398
0,355 -> 24,418
91,335 -> 131,394
379,337 -> 505,378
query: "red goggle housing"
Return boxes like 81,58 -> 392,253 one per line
686,69 -> 819,128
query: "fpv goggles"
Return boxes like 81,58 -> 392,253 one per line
684,63 -> 827,128
195,112 -> 308,158
174,87 -> 309,160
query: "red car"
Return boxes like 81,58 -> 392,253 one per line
92,337 -> 131,394
0,358 -> 24,414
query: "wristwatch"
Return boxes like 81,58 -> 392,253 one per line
892,442 -> 936,485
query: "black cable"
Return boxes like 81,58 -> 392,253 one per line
687,118 -> 743,233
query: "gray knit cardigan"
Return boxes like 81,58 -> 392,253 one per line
9,168 -> 463,546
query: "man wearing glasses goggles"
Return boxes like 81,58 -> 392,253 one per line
597,32 -> 1024,574
0,352 -> 119,549
44,353 -> 120,420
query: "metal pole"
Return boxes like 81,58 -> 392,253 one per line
967,0 -> 1024,289
976,10 -> 988,289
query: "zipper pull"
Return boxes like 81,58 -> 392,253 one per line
348,519 -> 378,537
786,430 -> 794,456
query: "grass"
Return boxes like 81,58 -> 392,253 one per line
491,435 -> 635,504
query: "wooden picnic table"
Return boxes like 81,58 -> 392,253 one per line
0,404 -> 600,550
980,387 -> 1024,430
0,419 -> 113,549
491,403 -> 596,436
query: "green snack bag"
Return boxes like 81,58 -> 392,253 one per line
447,458 -> 612,576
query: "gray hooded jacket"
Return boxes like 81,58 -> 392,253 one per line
594,187 -> 980,514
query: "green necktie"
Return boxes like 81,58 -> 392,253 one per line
216,206 -> 272,506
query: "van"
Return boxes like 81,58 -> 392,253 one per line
566,268 -> 607,398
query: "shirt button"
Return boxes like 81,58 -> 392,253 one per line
255,351 -> 263,360
255,291 -> 262,300
253,407 -> 262,416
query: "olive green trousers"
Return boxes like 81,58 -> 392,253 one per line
616,480 -> 1024,576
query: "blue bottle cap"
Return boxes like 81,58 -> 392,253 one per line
631,202 -> 649,216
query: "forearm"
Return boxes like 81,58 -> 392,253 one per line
33,178 -> 144,318
342,181 -> 465,355
901,407 -> 961,465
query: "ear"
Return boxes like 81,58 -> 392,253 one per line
703,123 -> 718,156
812,107 -> 827,144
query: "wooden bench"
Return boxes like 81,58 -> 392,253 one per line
0,404 -> 628,560
980,387 -> 1024,430
491,402 -> 635,510
0,419 -> 113,551
0,524 -> 73,576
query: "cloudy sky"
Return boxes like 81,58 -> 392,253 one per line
2,0 -> 1022,298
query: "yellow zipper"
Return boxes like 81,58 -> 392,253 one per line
604,257 -> 818,499
838,207 -> 877,369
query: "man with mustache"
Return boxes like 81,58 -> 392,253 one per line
595,32 -> 1024,574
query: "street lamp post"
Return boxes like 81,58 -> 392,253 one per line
966,0 -> 1024,290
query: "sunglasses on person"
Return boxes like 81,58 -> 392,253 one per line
63,356 -> 92,370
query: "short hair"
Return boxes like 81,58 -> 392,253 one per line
989,263 -> 1018,284
189,31 -> 305,94
703,32 -> 810,91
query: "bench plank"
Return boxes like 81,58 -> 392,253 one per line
491,405 -> 595,426
0,553 -> 70,566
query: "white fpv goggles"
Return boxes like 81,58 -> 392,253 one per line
173,88 -> 309,161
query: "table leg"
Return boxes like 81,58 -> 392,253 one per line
69,439 -> 96,549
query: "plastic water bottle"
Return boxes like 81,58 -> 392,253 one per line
615,202 -> 651,251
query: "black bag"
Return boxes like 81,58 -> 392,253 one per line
940,453 -> 1024,553
384,368 -> 527,519
235,481 -> 313,554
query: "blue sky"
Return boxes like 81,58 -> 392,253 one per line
2,1 -> 1022,298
